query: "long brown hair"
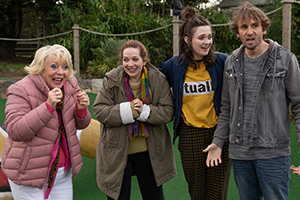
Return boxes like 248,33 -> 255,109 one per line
179,6 -> 216,69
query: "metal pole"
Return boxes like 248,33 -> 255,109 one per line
282,0 -> 293,51
173,15 -> 180,56
73,24 -> 80,78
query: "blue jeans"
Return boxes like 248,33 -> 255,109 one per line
232,156 -> 290,200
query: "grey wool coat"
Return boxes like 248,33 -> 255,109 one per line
92,64 -> 177,199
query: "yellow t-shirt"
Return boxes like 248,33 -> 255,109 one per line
181,62 -> 218,128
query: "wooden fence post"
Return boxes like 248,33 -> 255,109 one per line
73,24 -> 80,78
282,0 -> 293,51
173,15 -> 181,56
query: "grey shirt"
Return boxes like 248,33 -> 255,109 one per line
230,50 -> 289,160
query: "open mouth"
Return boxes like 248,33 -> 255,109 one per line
201,48 -> 210,53
201,45 -> 211,50
127,67 -> 137,72
53,78 -> 63,84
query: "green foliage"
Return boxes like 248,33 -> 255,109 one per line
198,0 -> 300,60
50,0 -> 173,74
291,2 -> 300,60
1,0 -> 299,71
49,0 -> 299,73
0,61 -> 28,77
182,0 -> 209,7
200,7 -> 240,54
87,38 -> 126,78
263,0 -> 283,44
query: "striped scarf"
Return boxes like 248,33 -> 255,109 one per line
124,67 -> 151,140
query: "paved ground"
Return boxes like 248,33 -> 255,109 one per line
0,193 -> 12,200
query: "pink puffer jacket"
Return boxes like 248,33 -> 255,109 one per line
2,74 -> 91,189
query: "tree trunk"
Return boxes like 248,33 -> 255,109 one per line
0,41 -> 16,59
0,0 -> 23,59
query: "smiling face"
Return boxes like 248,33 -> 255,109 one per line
41,54 -> 69,89
237,18 -> 267,52
185,25 -> 212,60
122,47 -> 146,83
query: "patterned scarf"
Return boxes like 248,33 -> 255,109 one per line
44,88 -> 69,199
124,67 -> 151,140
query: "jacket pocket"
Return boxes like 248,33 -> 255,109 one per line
100,125 -> 119,148
1,139 -> 13,168
261,68 -> 286,93
152,125 -> 169,157
19,145 -> 32,174
225,68 -> 238,93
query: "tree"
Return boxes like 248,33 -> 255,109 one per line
200,0 -> 300,59
52,0 -> 174,71
0,0 -> 59,59
87,38 -> 126,78
1,0 -> 298,70
291,2 -> 300,60
0,0 -> 24,59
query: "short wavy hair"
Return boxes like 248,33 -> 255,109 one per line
25,44 -> 74,80
120,40 -> 149,64
230,1 -> 271,39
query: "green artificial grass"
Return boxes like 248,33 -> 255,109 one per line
0,99 -> 6,125
1,93 -> 300,199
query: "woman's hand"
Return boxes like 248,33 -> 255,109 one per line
203,143 -> 223,167
47,88 -> 63,108
290,165 -> 300,175
132,98 -> 143,113
76,91 -> 90,110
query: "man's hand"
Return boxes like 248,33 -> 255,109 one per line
203,143 -> 222,167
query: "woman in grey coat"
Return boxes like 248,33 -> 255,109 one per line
92,40 -> 176,200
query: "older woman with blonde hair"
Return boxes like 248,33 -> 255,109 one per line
2,44 -> 91,200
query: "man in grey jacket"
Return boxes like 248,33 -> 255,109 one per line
203,1 -> 300,200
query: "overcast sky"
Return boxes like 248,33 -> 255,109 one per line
199,0 -> 220,8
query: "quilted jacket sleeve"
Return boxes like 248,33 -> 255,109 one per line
5,83 -> 53,141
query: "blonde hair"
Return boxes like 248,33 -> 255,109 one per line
25,44 -> 74,80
